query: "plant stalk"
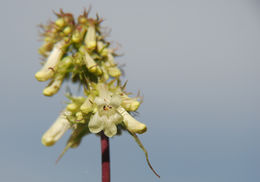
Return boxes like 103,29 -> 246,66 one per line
101,132 -> 110,182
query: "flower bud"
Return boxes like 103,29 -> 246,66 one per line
107,52 -> 116,66
42,56 -> 72,96
101,66 -> 109,81
95,66 -> 103,75
82,48 -> 97,73
66,103 -> 79,112
78,16 -> 87,24
55,18 -> 65,27
84,24 -> 96,50
72,31 -> 81,43
74,26 -> 87,43
63,26 -> 72,35
35,41 -> 65,82
121,98 -> 140,112
59,56 -> 73,70
38,42 -> 53,56
76,111 -> 84,123
43,75 -> 63,96
117,106 -> 147,134
80,95 -> 95,114
41,110 -> 71,146
108,67 -> 121,77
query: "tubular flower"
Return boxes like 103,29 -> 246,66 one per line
43,56 -> 73,96
81,47 -> 98,73
84,22 -> 96,50
43,75 -> 63,96
35,41 -> 66,82
120,93 -> 141,112
86,83 -> 146,137
88,95 -> 123,137
117,106 -> 146,134
41,110 -> 71,146
80,94 -> 95,114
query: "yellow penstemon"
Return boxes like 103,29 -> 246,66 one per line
35,9 -> 159,177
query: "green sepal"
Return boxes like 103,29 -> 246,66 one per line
127,130 -> 160,178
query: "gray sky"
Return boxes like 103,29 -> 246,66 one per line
0,0 -> 259,182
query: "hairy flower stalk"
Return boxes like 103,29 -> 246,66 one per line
35,9 -> 159,181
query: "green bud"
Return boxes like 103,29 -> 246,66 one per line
63,26 -> 72,35
67,103 -> 79,112
95,66 -> 103,75
78,16 -> 87,24
108,67 -> 121,77
76,111 -> 84,123
72,31 -> 81,43
80,95 -> 95,114
107,52 -> 116,66
84,24 -> 96,50
55,18 -> 65,27
121,98 -> 140,112
101,48 -> 109,57
83,48 -> 97,73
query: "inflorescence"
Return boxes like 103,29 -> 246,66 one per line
35,9 -> 159,178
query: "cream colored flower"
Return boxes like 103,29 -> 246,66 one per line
88,94 -> 123,137
88,83 -> 147,136
41,110 -> 71,146
35,41 -> 66,82
117,106 -> 146,134
43,75 -> 63,96
43,56 -> 73,96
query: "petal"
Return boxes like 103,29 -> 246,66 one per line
104,124 -> 117,137
117,106 -> 147,134
109,112 -> 123,125
94,97 -> 106,106
88,112 -> 104,133
110,94 -> 121,108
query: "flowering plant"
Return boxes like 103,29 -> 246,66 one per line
35,9 -> 159,181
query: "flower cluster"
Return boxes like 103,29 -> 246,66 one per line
35,9 -> 159,177
35,9 -> 146,146
36,9 -> 121,97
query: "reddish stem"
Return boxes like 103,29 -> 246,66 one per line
101,132 -> 110,182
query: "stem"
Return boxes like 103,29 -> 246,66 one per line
101,132 -> 110,182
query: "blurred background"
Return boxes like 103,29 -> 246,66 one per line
0,0 -> 259,181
